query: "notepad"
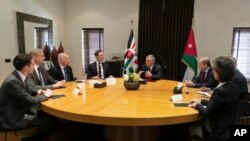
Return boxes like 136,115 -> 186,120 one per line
50,94 -> 65,99
173,102 -> 189,107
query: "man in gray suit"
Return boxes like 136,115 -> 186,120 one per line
0,54 -> 55,140
26,49 -> 65,95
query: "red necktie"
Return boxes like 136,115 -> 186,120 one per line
201,71 -> 206,83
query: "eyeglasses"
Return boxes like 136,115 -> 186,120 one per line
36,53 -> 45,57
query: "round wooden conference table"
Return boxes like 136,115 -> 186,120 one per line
41,78 -> 203,141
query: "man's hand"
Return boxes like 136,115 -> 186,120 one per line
53,81 -> 66,88
92,76 -> 99,80
188,99 -> 201,108
201,87 -> 210,92
44,89 -> 53,97
145,71 -> 152,78
185,80 -> 194,87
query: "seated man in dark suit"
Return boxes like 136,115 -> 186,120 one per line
138,55 -> 162,81
0,54 -> 56,141
228,56 -> 249,117
49,53 -> 75,82
185,57 -> 218,88
189,56 -> 239,141
87,50 -> 111,79
26,49 -> 65,95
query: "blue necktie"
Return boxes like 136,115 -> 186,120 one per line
64,67 -> 69,81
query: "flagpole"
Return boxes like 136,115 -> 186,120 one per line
130,20 -> 133,30
191,19 -> 194,28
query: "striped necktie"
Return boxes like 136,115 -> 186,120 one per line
37,67 -> 45,85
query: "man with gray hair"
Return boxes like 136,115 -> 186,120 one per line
26,49 -> 66,95
185,57 -> 218,88
49,53 -> 75,81
138,54 -> 162,81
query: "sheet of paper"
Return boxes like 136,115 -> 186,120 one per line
198,91 -> 211,97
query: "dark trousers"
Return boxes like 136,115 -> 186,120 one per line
22,111 -> 57,141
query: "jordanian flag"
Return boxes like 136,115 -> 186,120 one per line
182,28 -> 198,81
124,30 -> 138,74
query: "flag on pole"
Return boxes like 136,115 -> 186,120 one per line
182,28 -> 198,81
124,30 -> 138,74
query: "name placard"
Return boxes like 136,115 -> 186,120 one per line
72,88 -> 80,95
171,94 -> 183,102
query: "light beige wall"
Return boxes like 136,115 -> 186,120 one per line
0,0 -> 65,83
1,0 -> 250,88
64,0 -> 139,79
193,0 -> 250,89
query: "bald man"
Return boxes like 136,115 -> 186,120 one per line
49,53 -> 75,81
186,57 -> 218,88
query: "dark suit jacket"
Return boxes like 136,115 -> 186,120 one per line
26,65 -> 58,95
87,62 -> 110,79
195,82 -> 239,141
231,69 -> 249,117
193,67 -> 218,88
48,63 -> 75,82
0,71 -> 48,130
140,64 -> 162,81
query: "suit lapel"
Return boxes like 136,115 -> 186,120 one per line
32,71 -> 41,85
39,66 -> 47,85
13,71 -> 30,92
56,64 -> 64,79
33,70 -> 40,81
13,71 -> 26,87
93,62 -> 98,75
151,65 -> 156,73
204,67 -> 212,82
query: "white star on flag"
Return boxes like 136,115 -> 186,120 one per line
188,44 -> 192,48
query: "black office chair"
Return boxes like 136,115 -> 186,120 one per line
155,56 -> 167,79
0,122 -> 7,141
237,92 -> 250,125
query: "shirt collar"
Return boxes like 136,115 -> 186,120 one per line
16,70 -> 26,83
96,61 -> 103,64
34,64 -> 39,70
215,82 -> 227,89
150,65 -> 154,70
204,67 -> 210,73
59,63 -> 66,69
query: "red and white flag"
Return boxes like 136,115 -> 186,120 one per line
124,30 -> 138,74
182,28 -> 198,81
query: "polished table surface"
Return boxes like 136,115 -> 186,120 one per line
41,78 -> 202,126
